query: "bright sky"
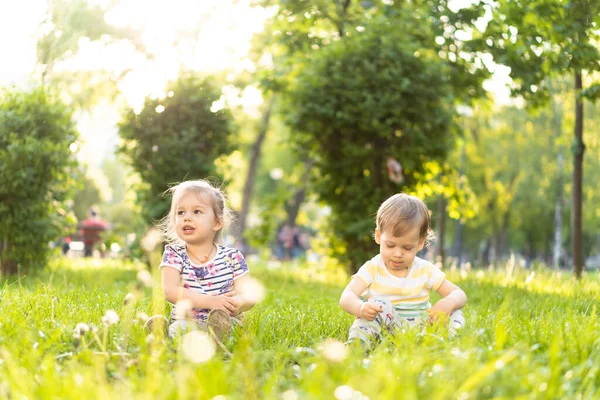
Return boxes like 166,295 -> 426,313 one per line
0,0 -> 511,166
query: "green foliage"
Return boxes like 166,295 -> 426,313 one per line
284,17 -> 457,271
475,0 -> 600,104
72,173 -> 102,222
0,88 -> 78,273
0,258 -> 599,397
117,74 -> 236,222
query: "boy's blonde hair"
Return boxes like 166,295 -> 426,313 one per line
376,193 -> 435,247
158,179 -> 232,244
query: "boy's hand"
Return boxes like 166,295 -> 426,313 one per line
360,302 -> 383,321
427,300 -> 453,324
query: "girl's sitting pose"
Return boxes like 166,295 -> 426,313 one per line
158,179 -> 256,338
340,193 -> 467,347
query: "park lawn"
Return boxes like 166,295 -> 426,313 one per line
0,257 -> 598,399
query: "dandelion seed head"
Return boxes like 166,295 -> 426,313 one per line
75,323 -> 90,335
282,390 -> 299,400
140,229 -> 162,252
175,299 -> 193,319
124,293 -> 135,305
565,370 -> 573,379
136,312 -> 149,322
237,277 -> 266,305
102,310 -> 119,326
137,269 -> 153,287
334,385 -> 354,400
146,334 -> 154,344
181,331 -> 216,363
319,339 -> 348,363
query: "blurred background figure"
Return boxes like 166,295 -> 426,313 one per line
275,223 -> 308,260
79,207 -> 109,257
62,236 -> 71,255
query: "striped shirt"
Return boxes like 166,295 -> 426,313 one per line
354,255 -> 445,318
159,243 -> 249,322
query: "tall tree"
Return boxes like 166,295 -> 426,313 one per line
117,74 -> 236,222
476,0 -> 600,278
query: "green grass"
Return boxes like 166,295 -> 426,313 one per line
0,258 -> 599,399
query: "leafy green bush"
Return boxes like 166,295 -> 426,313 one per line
284,17 -> 456,271
0,88 -> 78,275
118,74 -> 236,222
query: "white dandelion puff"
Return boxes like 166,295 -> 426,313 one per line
181,331 -> 216,363
74,323 -> 90,335
175,299 -> 193,319
137,269 -> 153,287
102,310 -> 119,326
319,339 -> 348,363
237,277 -> 266,305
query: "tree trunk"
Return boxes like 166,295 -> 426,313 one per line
572,70 -> 585,279
0,240 -> 18,276
285,160 -> 313,227
553,152 -> 564,270
236,97 -> 275,246
437,195 -> 445,266
453,140 -> 466,266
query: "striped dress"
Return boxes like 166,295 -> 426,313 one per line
159,243 -> 249,322
354,255 -> 445,318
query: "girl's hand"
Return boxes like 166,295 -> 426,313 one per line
229,295 -> 244,316
360,302 -> 383,321
209,293 -> 238,315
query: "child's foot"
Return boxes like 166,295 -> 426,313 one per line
144,315 -> 168,335
206,309 -> 232,341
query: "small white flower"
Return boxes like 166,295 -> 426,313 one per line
102,310 -> 119,326
137,270 -> 153,287
237,277 -> 266,305
282,390 -> 299,400
174,299 -> 193,319
124,293 -> 136,305
140,229 -> 162,252
319,339 -> 348,363
75,323 -> 90,335
334,385 -> 354,400
136,312 -> 149,322
181,331 -> 216,363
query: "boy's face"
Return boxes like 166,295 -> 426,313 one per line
375,226 -> 424,274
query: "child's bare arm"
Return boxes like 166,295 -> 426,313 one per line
430,279 -> 467,317
340,278 -> 382,320
161,267 -> 237,314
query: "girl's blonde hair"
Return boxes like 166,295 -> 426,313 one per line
158,179 -> 232,244
375,193 -> 436,248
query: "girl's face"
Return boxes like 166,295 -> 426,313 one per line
174,192 -> 222,245
375,225 -> 424,275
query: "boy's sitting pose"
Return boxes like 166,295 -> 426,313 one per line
340,193 -> 466,346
